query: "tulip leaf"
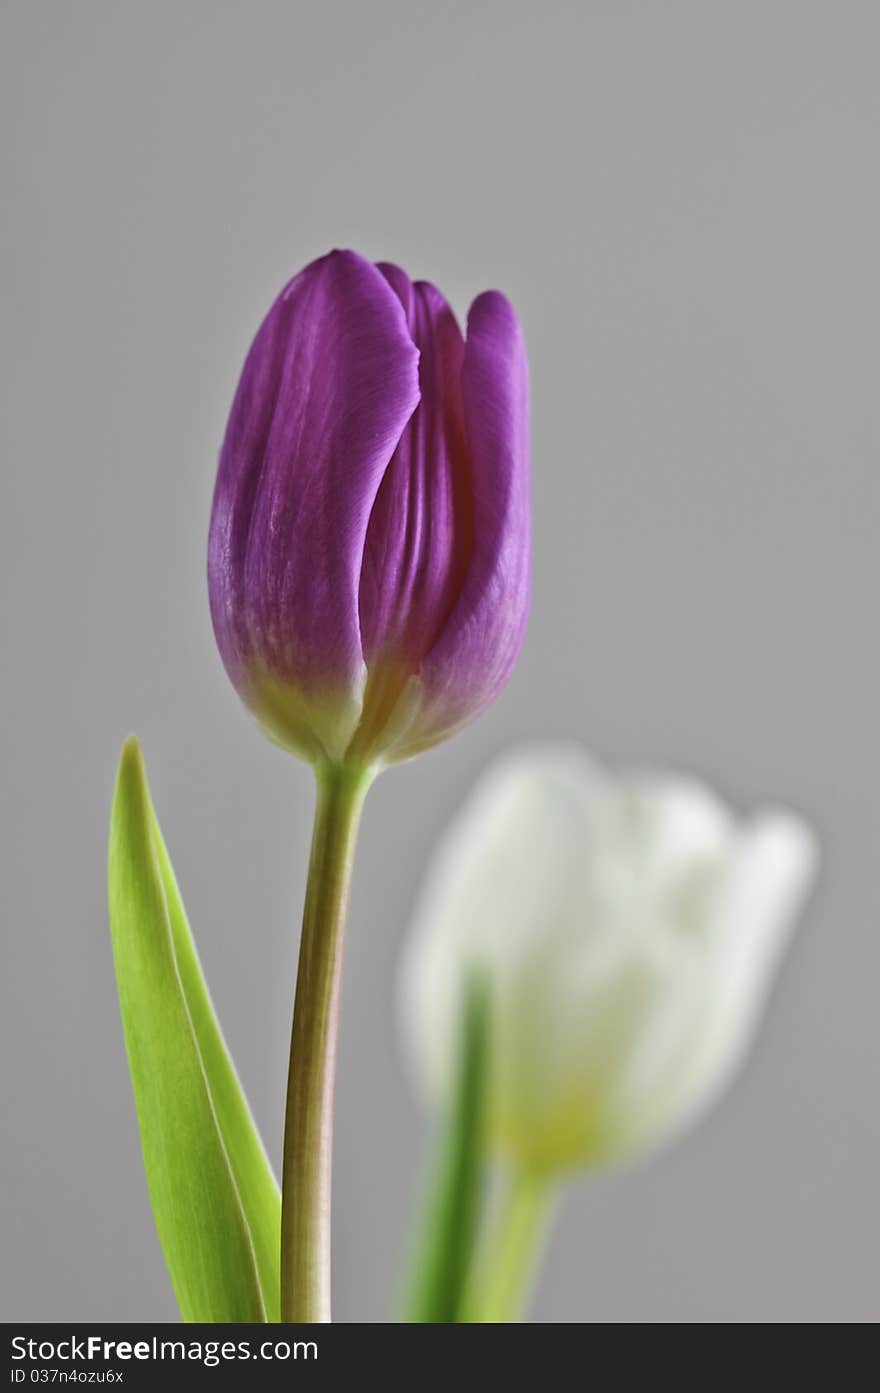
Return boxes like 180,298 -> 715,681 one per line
108,737 -> 280,1322
400,976 -> 489,1322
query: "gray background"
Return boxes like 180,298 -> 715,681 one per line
2,1 -> 877,1323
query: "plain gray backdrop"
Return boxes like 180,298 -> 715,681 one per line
2,1 -> 877,1323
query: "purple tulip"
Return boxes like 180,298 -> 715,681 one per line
208,250 -> 530,767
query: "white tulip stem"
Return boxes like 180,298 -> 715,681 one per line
469,1168 -> 558,1323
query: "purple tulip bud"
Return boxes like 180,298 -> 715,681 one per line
208,249 -> 530,767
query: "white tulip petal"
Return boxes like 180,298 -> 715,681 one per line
399,746 -> 819,1174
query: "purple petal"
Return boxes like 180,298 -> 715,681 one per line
208,251 -> 420,728
396,290 -> 530,756
358,268 -> 471,669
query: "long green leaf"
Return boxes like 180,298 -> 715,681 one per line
108,736 -> 280,1322
400,976 -> 489,1322
149,775 -> 281,1320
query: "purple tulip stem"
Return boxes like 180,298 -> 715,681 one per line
281,761 -> 375,1322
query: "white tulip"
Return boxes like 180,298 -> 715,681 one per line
399,745 -> 818,1174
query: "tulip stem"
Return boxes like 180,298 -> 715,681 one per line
281,760 -> 373,1323
468,1169 -> 557,1323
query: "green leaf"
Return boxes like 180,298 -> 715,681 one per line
400,976 -> 489,1322
148,769 -> 282,1321
108,737 -> 280,1322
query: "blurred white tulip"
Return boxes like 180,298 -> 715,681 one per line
400,745 -> 818,1174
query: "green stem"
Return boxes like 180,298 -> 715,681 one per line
469,1169 -> 557,1323
280,760 -> 373,1323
